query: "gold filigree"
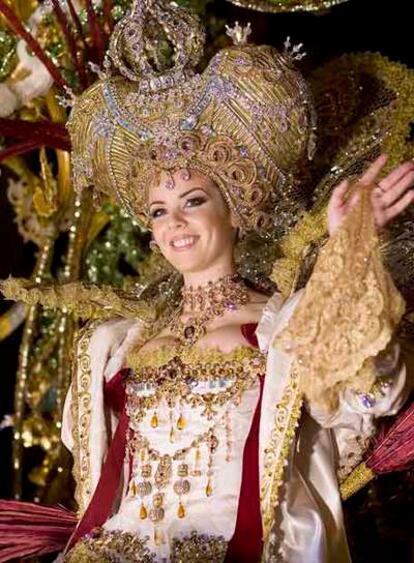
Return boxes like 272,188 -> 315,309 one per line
0,277 -> 156,322
260,365 -> 303,544
226,0 -> 347,13
340,462 -> 375,501
127,347 -> 265,422
272,52 -> 414,299
128,342 -> 262,370
274,184 -> 405,412
64,528 -> 156,562
64,527 -> 228,562
168,275 -> 250,346
70,322 -> 96,515
171,530 -> 228,562
68,0 -> 316,235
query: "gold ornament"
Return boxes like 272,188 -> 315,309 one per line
68,0 -> 316,236
274,183 -> 405,412
225,0 -> 348,13
169,275 -> 250,346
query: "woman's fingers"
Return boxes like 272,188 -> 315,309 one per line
379,170 -> 414,207
380,190 -> 414,225
360,154 -> 388,185
378,161 -> 414,192
329,179 -> 349,210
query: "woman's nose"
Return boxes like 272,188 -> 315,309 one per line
168,208 -> 187,229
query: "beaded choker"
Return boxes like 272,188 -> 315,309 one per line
168,275 -> 250,346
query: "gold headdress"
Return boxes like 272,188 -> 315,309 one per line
226,0 -> 347,13
68,0 -> 316,236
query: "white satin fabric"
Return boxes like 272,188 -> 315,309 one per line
104,379 -> 261,559
256,292 -> 407,563
61,291 -> 407,563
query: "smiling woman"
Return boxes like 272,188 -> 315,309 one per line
149,170 -> 236,281
0,0 -> 413,562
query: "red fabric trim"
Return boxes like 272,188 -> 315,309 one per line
104,370 -> 126,414
68,407 -> 129,547
225,374 -> 264,562
241,322 -> 259,348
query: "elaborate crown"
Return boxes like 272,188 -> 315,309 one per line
68,0 -> 316,236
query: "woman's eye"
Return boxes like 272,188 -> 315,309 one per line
150,208 -> 166,219
185,196 -> 206,208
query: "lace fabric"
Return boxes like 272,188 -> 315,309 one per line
274,183 -> 405,412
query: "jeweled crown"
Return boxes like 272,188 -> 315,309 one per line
68,0 -> 316,235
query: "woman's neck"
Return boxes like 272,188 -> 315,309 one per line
182,262 -> 236,290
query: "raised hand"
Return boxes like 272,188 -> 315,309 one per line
327,154 -> 414,237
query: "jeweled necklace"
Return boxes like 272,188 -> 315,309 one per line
169,274 -> 250,346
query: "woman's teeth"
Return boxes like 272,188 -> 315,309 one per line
170,236 -> 198,249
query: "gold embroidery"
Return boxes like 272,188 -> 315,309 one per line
73,322 -> 96,515
128,343 -> 262,370
274,184 -> 405,412
64,528 -> 156,562
0,277 -> 156,322
340,462 -> 375,501
69,339 -> 80,515
171,530 -> 228,562
64,528 -> 228,563
126,345 -> 264,535
126,347 -> 265,421
68,2 -> 316,235
260,365 -> 303,545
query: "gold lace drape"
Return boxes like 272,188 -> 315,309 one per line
274,183 -> 405,412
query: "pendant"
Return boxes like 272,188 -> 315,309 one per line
184,325 -> 195,341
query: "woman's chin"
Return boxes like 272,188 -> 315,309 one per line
165,252 -> 208,275
170,260 -> 206,274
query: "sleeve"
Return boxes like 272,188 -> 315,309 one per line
257,289 -> 410,482
307,340 -> 409,480
60,317 -> 146,515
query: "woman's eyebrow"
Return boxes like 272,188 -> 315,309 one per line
149,187 -> 207,208
179,187 -> 206,199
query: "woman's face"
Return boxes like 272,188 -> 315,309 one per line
148,169 -> 236,275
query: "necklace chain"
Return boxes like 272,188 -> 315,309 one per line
169,274 -> 249,346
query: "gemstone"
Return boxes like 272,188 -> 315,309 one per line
177,502 -> 186,519
360,394 -> 375,409
177,414 -> 186,431
205,481 -> 213,497
184,326 -> 195,340
150,412 -> 158,428
140,504 -> 148,520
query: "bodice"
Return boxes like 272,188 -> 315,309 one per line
102,341 -> 266,560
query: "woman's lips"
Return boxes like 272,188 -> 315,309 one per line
169,235 -> 199,251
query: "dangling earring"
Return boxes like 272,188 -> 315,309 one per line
149,239 -> 160,253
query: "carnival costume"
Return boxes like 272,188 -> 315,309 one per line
0,0 -> 413,562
